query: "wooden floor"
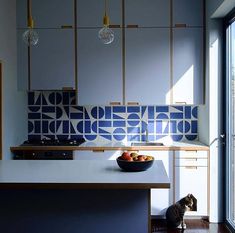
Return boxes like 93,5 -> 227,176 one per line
151,219 -> 232,233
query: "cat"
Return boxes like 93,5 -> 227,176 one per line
165,194 -> 197,229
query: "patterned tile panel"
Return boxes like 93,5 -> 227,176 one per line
28,91 -> 198,142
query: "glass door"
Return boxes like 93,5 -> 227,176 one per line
226,18 -> 235,229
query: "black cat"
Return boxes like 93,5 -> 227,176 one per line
166,194 -> 197,229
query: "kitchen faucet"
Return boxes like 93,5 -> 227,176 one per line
145,126 -> 149,143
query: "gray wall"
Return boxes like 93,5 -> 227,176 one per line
0,0 -> 27,160
198,0 -> 228,223
198,0 -> 225,146
208,0 -> 225,16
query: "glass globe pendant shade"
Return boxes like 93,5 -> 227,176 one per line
22,28 -> 39,46
98,26 -> 114,44
98,13 -> 114,45
22,14 -> 39,46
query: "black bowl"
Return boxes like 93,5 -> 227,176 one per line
116,156 -> 154,172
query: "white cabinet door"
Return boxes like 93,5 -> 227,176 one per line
73,150 -> 122,160
17,29 -> 29,90
141,150 -> 173,216
174,151 -> 208,216
16,0 -> 27,29
32,0 -> 74,28
125,28 -> 171,105
173,28 -> 204,105
77,0 -> 121,27
17,0 -> 74,29
77,29 -> 122,105
30,29 -> 75,90
173,0 -> 204,27
125,0 -> 170,27
175,166 -> 208,216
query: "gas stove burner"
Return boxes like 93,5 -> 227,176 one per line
22,138 -> 85,146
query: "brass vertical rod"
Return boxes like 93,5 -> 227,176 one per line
122,0 -> 126,105
27,0 -> 34,28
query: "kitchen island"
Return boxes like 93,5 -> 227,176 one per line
0,160 -> 170,233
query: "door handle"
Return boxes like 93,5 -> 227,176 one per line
110,102 -> 121,106
126,25 -> 139,28
220,134 -> 226,145
92,150 -> 105,153
184,166 -> 198,170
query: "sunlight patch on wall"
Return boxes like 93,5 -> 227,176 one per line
209,39 -> 219,141
173,65 -> 194,104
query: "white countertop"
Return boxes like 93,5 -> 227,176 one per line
0,160 -> 170,189
79,140 -> 209,149
80,140 -> 208,147
10,140 -> 209,152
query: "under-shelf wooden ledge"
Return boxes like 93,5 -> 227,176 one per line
10,145 -> 210,152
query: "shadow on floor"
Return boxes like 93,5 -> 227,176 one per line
151,219 -> 231,233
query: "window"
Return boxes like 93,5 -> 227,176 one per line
226,14 -> 235,229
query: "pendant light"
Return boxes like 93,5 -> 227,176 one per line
98,0 -> 114,45
22,0 -> 39,46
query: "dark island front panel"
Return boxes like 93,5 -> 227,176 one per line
0,189 -> 150,233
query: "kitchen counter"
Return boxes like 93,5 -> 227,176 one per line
0,160 -> 169,233
0,160 -> 169,189
10,140 -> 209,152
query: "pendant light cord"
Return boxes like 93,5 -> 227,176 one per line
103,0 -> 109,26
105,0 -> 107,16
27,0 -> 34,28
28,0 -> 32,20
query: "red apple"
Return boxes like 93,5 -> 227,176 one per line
126,157 -> 133,161
121,152 -> 131,161
137,155 -> 145,162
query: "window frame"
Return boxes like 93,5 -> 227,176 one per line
224,8 -> 235,230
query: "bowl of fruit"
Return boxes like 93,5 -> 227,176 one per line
116,152 -> 154,172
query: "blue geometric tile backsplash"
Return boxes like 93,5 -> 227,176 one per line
28,91 -> 198,142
